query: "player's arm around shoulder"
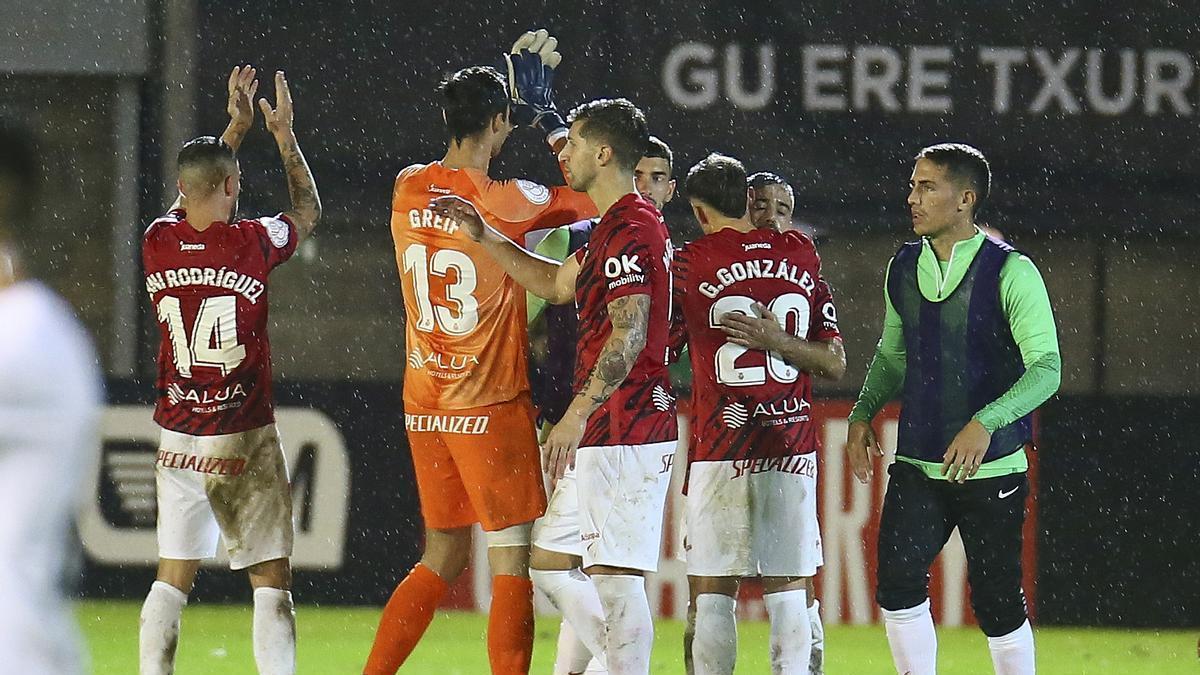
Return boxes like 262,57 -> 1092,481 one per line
259,71 -> 321,244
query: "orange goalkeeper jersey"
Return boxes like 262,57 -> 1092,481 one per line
392,162 -> 596,410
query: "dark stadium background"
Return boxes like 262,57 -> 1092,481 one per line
4,0 -> 1198,629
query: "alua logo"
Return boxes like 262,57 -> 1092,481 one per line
407,348 -> 480,371
753,397 -> 811,417
723,402 -> 749,429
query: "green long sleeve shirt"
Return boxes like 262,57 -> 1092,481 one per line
848,228 -> 1062,479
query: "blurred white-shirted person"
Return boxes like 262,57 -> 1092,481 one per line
0,121 -> 103,674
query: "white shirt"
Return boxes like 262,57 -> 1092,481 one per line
0,281 -> 101,674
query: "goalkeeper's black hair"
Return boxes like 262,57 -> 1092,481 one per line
0,120 -> 39,223
567,98 -> 648,173
686,153 -> 748,219
177,136 -> 237,194
439,66 -> 509,143
916,142 -> 991,216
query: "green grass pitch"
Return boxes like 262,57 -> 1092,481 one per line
81,600 -> 1194,673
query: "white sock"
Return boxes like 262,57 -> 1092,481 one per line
252,587 -> 296,675
987,619 -> 1035,675
692,593 -> 737,675
139,580 -> 187,675
532,568 -> 608,670
593,574 -> 653,675
554,617 -> 595,674
808,599 -> 824,675
764,589 -> 812,675
881,598 -> 937,675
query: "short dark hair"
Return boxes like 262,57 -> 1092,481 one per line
567,98 -> 649,172
0,121 -> 38,223
644,135 -> 673,173
916,143 -> 991,215
177,136 -> 237,193
686,153 -> 748,218
438,66 -> 509,143
747,171 -> 794,199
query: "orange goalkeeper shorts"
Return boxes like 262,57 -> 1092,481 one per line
404,392 -> 547,531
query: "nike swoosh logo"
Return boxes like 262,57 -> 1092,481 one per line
998,486 -> 1020,499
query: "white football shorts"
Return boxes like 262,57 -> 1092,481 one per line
684,453 -> 823,578
533,441 -> 675,572
155,424 -> 293,570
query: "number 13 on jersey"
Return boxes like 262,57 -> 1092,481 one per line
402,243 -> 480,335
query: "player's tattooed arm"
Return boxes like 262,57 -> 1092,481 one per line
276,136 -> 321,241
719,302 -> 847,380
577,294 -> 651,409
541,293 -> 651,480
259,71 -> 322,242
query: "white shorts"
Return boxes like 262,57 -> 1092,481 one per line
685,454 -> 823,578
533,441 -> 675,572
155,424 -> 293,570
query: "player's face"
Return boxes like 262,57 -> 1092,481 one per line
908,158 -> 967,238
634,157 -> 675,210
559,123 -> 598,192
749,184 -> 794,231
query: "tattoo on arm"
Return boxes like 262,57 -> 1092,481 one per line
277,136 -> 322,241
573,294 -> 651,412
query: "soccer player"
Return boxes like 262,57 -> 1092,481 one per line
745,169 -> 828,675
0,122 -> 102,675
139,67 -> 319,675
363,52 -> 596,674
670,154 -> 844,675
527,136 -> 676,675
747,171 -> 795,233
433,97 -> 677,675
846,143 -> 1061,675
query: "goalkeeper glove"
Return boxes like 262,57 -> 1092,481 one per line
505,29 -> 566,138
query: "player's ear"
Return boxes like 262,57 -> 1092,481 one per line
596,143 -> 612,167
224,174 -> 236,197
960,188 -> 976,213
665,179 -> 677,204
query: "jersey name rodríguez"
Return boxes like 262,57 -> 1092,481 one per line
143,210 -> 297,435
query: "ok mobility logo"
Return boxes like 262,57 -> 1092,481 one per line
80,406 -> 351,569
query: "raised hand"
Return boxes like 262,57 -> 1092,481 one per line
505,28 -> 565,134
258,71 -> 295,140
226,64 -> 259,131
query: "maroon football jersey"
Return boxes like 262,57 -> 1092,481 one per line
672,227 -> 840,464
142,209 -> 297,435
571,193 -> 677,447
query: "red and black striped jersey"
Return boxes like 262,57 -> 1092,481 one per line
571,193 -> 677,447
672,226 -> 840,463
142,209 -> 297,435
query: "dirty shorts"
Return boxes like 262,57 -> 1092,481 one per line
533,441 -> 674,572
684,453 -> 822,578
155,424 -> 293,570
